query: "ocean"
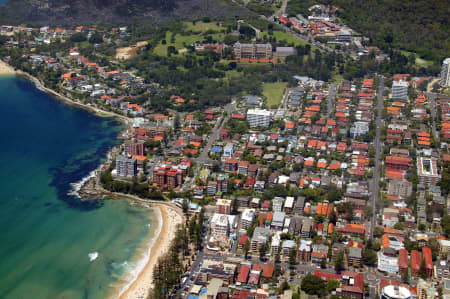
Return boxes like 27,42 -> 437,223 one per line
0,76 -> 155,299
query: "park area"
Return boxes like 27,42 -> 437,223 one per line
263,82 -> 288,108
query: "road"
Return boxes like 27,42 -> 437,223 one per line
272,0 -> 289,17
425,91 -> 450,143
369,76 -> 384,239
182,102 -> 234,191
326,84 -> 336,117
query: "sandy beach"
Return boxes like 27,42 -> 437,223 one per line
0,60 -> 16,75
118,204 -> 183,299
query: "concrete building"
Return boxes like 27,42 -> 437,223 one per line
378,251 -> 399,274
233,42 -> 272,60
247,109 -> 271,128
251,227 -> 270,252
381,285 -> 411,299
350,121 -> 369,138
392,80 -> 409,100
441,58 -> 450,87
211,214 -> 230,236
241,208 -> 256,229
116,155 -> 138,178
417,279 -> 437,299
439,239 -> 450,261
435,258 -> 450,279
216,198 -> 232,215
271,212 -> 286,230
272,197 -> 284,212
417,157 -> 441,185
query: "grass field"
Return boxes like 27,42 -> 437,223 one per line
153,31 -> 202,56
399,50 -> 433,67
260,31 -> 311,48
184,21 -> 226,33
263,82 -> 288,108
153,29 -> 226,56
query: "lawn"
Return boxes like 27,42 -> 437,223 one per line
263,82 -> 288,108
153,31 -> 202,56
153,30 -> 225,57
184,21 -> 226,33
399,50 -> 433,67
260,31 -> 312,48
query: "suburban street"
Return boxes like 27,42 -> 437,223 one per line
425,92 -> 450,142
369,76 -> 384,239
182,102 -> 234,191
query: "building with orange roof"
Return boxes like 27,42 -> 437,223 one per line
387,107 -> 401,115
285,121 -> 296,129
337,224 -> 365,236
317,160 -> 327,168
328,223 -> 334,234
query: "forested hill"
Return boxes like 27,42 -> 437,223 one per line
287,0 -> 449,63
0,0 -> 247,25
332,0 -> 449,63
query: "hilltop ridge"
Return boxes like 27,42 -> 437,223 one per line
0,0 -> 247,25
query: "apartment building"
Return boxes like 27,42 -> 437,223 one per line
116,155 -> 138,177
417,157 -> 441,185
247,109 -> 271,128
441,58 -> 450,87
392,80 -> 409,100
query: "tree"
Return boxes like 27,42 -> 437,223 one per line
301,274 -> 326,296
259,242 -> 268,259
334,250 -> 345,273
182,199 -> 189,214
363,249 -> 377,266
327,278 -> 340,292
320,258 -> 327,269
289,248 -> 297,266
401,271 -> 409,283
281,280 -> 290,291
419,258 -> 428,279
89,33 -> 103,44
70,32 -> 87,42
243,239 -> 250,259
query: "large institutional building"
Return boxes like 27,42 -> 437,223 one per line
233,42 -> 272,60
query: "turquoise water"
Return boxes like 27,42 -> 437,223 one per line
0,76 -> 155,299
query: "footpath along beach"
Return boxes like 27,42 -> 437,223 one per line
0,59 -> 185,299
118,204 -> 183,299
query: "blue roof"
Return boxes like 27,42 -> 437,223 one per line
187,296 -> 198,299
211,145 -> 222,153
200,288 -> 207,295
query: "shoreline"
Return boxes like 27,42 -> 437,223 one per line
1,61 -> 186,299
0,60 -> 16,75
117,204 -> 183,299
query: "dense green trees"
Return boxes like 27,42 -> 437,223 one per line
301,274 -> 327,296
333,0 -> 449,63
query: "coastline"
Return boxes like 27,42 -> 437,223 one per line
117,204 -> 183,299
0,60 -> 16,75
0,61 -> 186,299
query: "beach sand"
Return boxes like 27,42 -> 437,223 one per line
118,204 -> 183,299
0,60 -> 16,75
